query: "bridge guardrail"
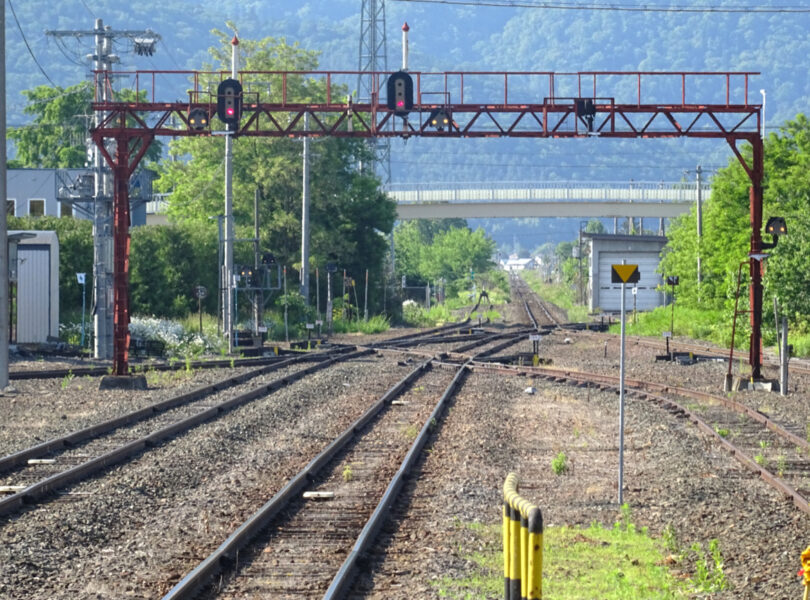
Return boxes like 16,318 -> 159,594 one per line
388,181 -> 711,204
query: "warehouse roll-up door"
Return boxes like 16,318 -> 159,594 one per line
597,251 -> 662,312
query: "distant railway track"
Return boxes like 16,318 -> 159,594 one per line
478,359 -> 810,517
515,271 -> 809,377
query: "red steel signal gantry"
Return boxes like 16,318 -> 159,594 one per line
90,69 -> 764,378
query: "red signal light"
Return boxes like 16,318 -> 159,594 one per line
226,107 -> 234,116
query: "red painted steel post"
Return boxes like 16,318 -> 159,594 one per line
113,138 -> 132,376
748,135 -> 764,380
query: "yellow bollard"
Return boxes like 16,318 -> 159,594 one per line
801,546 -> 810,600
509,500 -> 521,599
502,473 -> 542,599
527,506 -> 543,599
520,500 -> 529,600
503,499 -> 511,600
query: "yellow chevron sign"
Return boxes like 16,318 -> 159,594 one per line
611,264 -> 640,284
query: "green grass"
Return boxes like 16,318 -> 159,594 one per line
543,522 -> 689,599
551,451 -> 569,475
432,508 -> 725,600
329,314 -> 391,334
606,302 -> 810,358
611,305 -> 736,348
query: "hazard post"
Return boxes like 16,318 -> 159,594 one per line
612,263 -> 640,505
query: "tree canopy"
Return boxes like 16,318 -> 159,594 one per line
9,84 -> 163,169
8,83 -> 93,168
659,113 -> 810,325
394,220 -> 495,295
155,32 -> 396,311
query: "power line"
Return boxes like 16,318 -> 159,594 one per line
78,0 -> 96,17
390,0 -> 810,12
7,0 -> 57,86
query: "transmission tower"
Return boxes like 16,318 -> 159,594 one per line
358,0 -> 391,184
47,19 -> 160,361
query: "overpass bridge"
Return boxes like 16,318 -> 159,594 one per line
387,181 -> 710,220
146,180 -> 710,223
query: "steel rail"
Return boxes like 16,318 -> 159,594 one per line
8,349 -> 311,381
0,349 -> 371,518
163,330 -> 500,598
474,359 -> 808,451
323,361 -> 470,598
576,329 -> 810,376
473,361 -> 810,515
0,351 -> 338,474
161,357 -> 436,600
452,328 -> 536,355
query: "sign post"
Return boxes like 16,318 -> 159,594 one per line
194,285 -> 208,335
612,263 -> 640,506
77,273 -> 87,349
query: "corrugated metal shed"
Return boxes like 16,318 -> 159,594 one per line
587,233 -> 667,313
10,231 -> 59,343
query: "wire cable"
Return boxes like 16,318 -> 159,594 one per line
78,0 -> 96,17
390,0 -> 810,12
8,0 -> 57,86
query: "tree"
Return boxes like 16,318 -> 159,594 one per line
156,32 -> 395,313
393,218 -> 468,284
8,83 -> 92,168
8,83 -> 161,168
659,114 -> 810,326
418,226 -> 495,293
129,223 -> 219,318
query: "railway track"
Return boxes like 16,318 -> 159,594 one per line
2,285 -> 808,597
481,359 -> 810,515
514,270 -> 809,377
161,330 -> 508,599
504,282 -> 810,519
0,347 -> 365,517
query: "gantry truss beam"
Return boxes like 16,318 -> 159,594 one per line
90,69 -> 766,379
92,69 -> 761,140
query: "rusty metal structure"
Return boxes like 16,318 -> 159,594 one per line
90,69 -> 764,377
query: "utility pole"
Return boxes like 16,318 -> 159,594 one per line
301,113 -> 311,304
47,20 -> 160,360
253,188 -> 262,334
224,36 -> 239,354
696,165 -> 703,300
0,0 -> 9,390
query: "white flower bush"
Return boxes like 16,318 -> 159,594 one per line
129,316 -> 225,357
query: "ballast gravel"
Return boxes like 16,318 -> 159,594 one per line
0,314 -> 808,599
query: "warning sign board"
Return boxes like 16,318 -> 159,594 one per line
611,264 -> 640,284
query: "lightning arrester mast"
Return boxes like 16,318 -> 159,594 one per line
402,22 -> 409,71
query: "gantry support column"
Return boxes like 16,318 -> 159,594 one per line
112,138 -> 132,376
93,121 -> 154,376
728,133 -> 765,381
748,135 -> 765,380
